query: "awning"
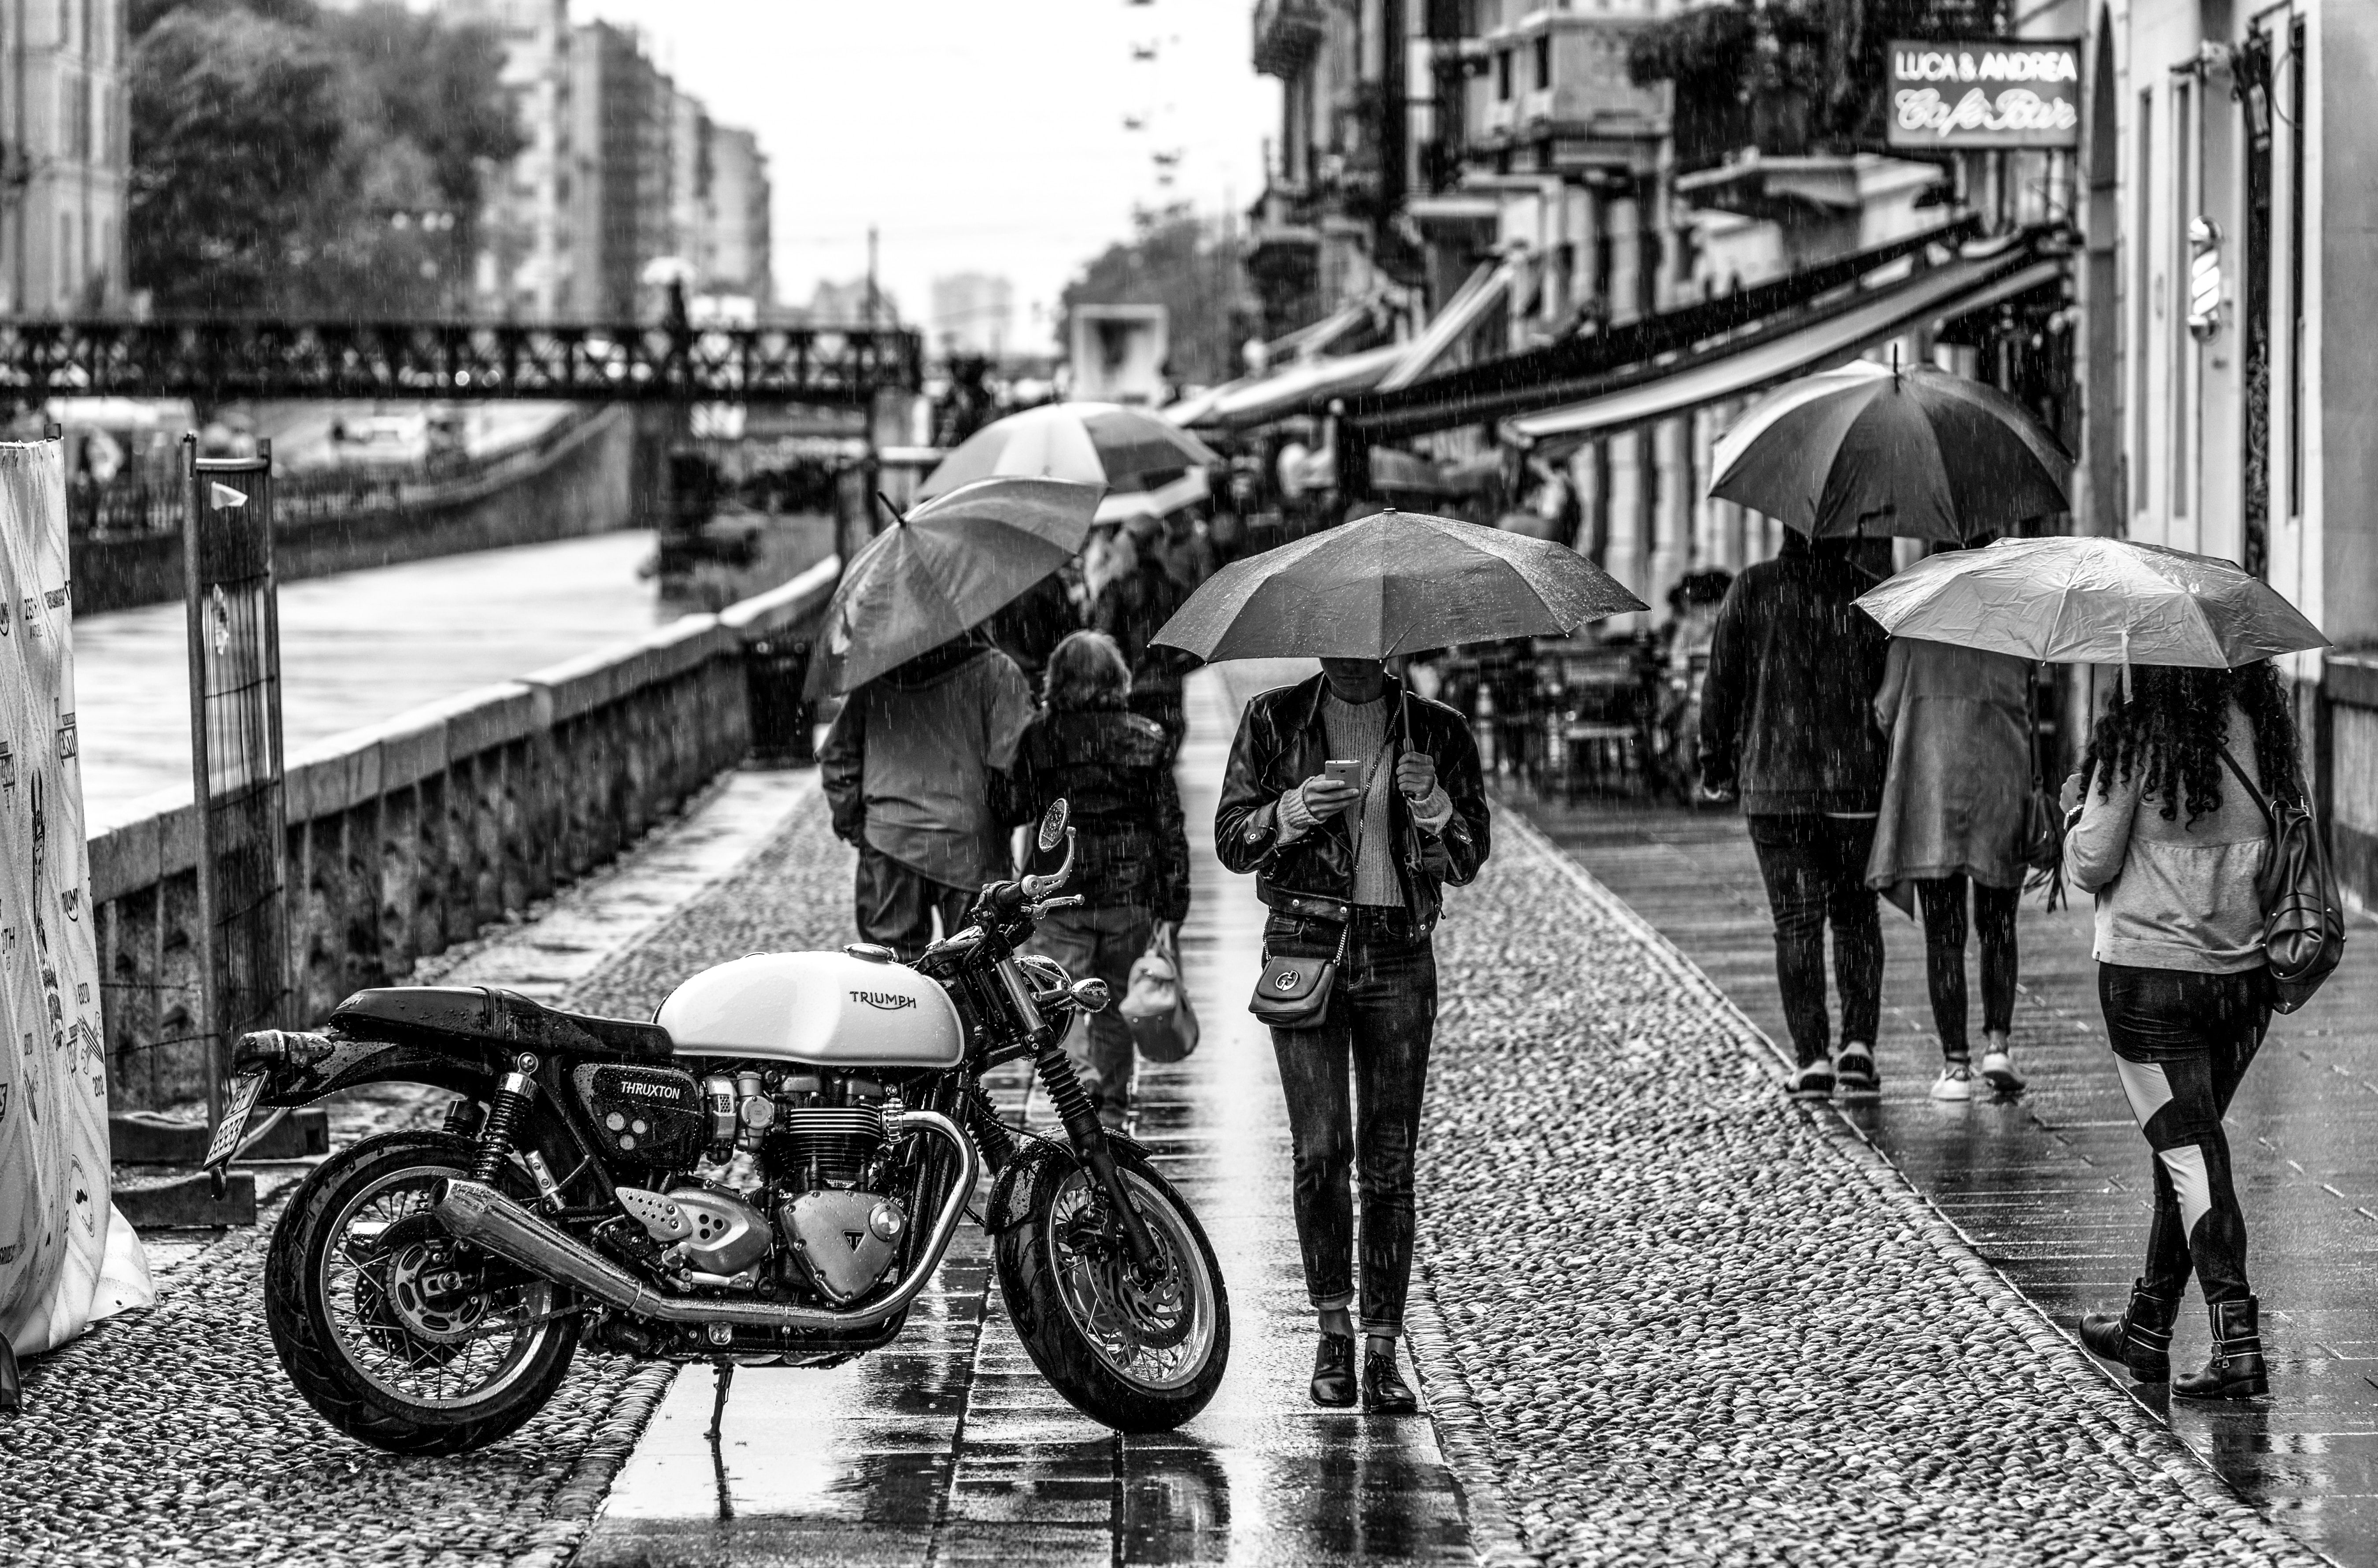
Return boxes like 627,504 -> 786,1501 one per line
1376,255 -> 1520,393
1270,293 -> 1386,362
1193,342 -> 1408,431
1502,254 -> 2064,452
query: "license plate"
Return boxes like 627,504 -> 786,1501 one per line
205,1071 -> 268,1168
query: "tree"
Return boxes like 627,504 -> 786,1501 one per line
129,0 -> 527,317
1061,208 -> 1250,387
127,7 -> 353,314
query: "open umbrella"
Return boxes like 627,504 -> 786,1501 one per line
919,403 -> 1220,523
1710,360 -> 2071,541
1853,537 -> 2327,669
1152,507 -> 1644,664
804,476 -> 1104,698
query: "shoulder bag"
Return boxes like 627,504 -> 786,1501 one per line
2216,742 -> 2346,1013
1249,738 -> 1393,1028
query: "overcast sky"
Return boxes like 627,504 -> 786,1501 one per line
577,0 -> 1276,350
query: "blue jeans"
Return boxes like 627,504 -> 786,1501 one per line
1265,907 -> 1436,1337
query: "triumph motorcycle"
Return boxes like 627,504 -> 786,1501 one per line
207,801 -> 1230,1454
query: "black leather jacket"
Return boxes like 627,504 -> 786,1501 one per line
1003,708 -> 1191,922
1215,675 -> 1490,928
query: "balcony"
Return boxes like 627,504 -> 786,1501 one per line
1466,13 -> 1667,162
1253,0 -> 1329,80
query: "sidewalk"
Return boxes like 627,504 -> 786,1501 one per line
574,665 -> 1478,1566
1522,793 -> 2378,1564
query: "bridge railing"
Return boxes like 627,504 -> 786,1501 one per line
87,553 -> 841,1110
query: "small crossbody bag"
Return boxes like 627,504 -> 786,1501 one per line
1249,739 -> 1394,1028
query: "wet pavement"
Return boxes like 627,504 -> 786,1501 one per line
1526,793 -> 2378,1564
573,667 -> 1477,1566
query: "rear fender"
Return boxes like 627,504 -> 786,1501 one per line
249,1031 -> 505,1109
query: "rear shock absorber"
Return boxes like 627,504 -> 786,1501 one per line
471,1053 -> 540,1184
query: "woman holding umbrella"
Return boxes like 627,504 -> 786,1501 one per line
1858,535 -> 2331,1401
1165,508 -> 1640,1413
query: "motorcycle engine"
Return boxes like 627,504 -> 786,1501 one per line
603,1066 -> 910,1304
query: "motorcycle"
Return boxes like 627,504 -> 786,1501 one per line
207,800 -> 1230,1455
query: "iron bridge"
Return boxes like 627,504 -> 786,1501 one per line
0,317 -> 925,403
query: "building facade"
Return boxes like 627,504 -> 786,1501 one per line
930,273 -> 1015,358
566,20 -> 674,319
0,0 -> 129,315
706,125 -> 771,308
2082,0 -> 2378,901
447,0 -> 574,320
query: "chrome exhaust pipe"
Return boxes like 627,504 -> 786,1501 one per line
434,1107 -> 979,1332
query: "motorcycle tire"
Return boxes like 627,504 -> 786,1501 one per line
996,1142 -> 1230,1433
266,1131 -> 581,1456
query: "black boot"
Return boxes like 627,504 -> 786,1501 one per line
2078,1279 -> 2182,1383
1362,1349 -> 1418,1415
1310,1332 -> 1356,1408
2172,1297 -> 2268,1400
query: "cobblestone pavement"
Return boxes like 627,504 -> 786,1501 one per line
572,666 -> 1475,1567
1412,810 -> 2329,1568
7,775 -> 822,1568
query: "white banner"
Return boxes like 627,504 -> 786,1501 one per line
0,439 -> 152,1357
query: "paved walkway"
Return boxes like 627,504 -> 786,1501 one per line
1526,794 -> 2378,1564
576,667 -> 1475,1566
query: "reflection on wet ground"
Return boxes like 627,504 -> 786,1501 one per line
575,669 -> 1473,1566
1533,794 -> 2378,1564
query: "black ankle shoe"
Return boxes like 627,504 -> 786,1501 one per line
1310,1332 -> 1356,1407
2078,1279 -> 2181,1383
2172,1296 -> 2268,1400
1362,1349 -> 1418,1415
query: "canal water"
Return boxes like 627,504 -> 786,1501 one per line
76,529 -> 674,827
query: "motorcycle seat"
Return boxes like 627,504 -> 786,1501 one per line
330,985 -> 677,1061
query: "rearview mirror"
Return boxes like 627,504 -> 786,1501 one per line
1036,798 -> 1070,855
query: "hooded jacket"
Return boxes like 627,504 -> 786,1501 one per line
1215,674 -> 1489,928
1003,706 -> 1191,922
1698,532 -> 1891,816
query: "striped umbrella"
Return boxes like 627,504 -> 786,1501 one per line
919,402 -> 1220,524
1709,360 -> 2071,541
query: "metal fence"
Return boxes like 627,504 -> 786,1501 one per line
182,441 -> 288,1127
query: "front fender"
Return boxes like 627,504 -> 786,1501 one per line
982,1128 -> 1152,1235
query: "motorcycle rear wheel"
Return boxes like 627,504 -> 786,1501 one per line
996,1143 -> 1229,1432
266,1131 -> 581,1455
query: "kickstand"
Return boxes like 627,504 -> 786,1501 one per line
705,1359 -> 735,1521
0,1337 -> 19,1413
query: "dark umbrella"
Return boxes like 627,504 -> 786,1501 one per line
1708,360 -> 2071,541
1152,507 -> 1644,663
804,476 -> 1104,698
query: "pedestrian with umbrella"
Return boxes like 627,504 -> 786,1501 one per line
1857,536 -> 2330,1400
815,477 -> 1104,960
1700,357 -> 2072,1105
1159,508 -> 1641,1414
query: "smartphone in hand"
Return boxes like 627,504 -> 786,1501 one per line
1324,758 -> 1366,793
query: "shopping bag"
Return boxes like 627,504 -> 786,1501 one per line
1122,937 -> 1200,1064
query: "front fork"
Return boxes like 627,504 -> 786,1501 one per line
997,956 -> 1162,1271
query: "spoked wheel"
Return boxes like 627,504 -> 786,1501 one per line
266,1132 -> 580,1455
997,1143 -> 1229,1431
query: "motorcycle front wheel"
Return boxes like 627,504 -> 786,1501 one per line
265,1131 -> 581,1455
996,1143 -> 1230,1432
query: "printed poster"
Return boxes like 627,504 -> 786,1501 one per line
0,439 -> 153,1357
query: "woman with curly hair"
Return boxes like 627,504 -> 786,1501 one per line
2065,660 -> 2298,1401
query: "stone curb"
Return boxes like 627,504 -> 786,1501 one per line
1498,808 -> 2335,1568
507,1361 -> 679,1568
1406,1266 -> 1547,1568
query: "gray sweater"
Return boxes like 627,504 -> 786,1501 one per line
2063,705 -> 2269,975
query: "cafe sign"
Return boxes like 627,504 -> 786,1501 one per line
1887,39 -> 2082,150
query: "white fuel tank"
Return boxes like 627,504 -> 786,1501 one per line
656,951 -> 965,1069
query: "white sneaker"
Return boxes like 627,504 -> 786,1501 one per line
1980,1049 -> 2024,1094
1930,1061 -> 1976,1101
